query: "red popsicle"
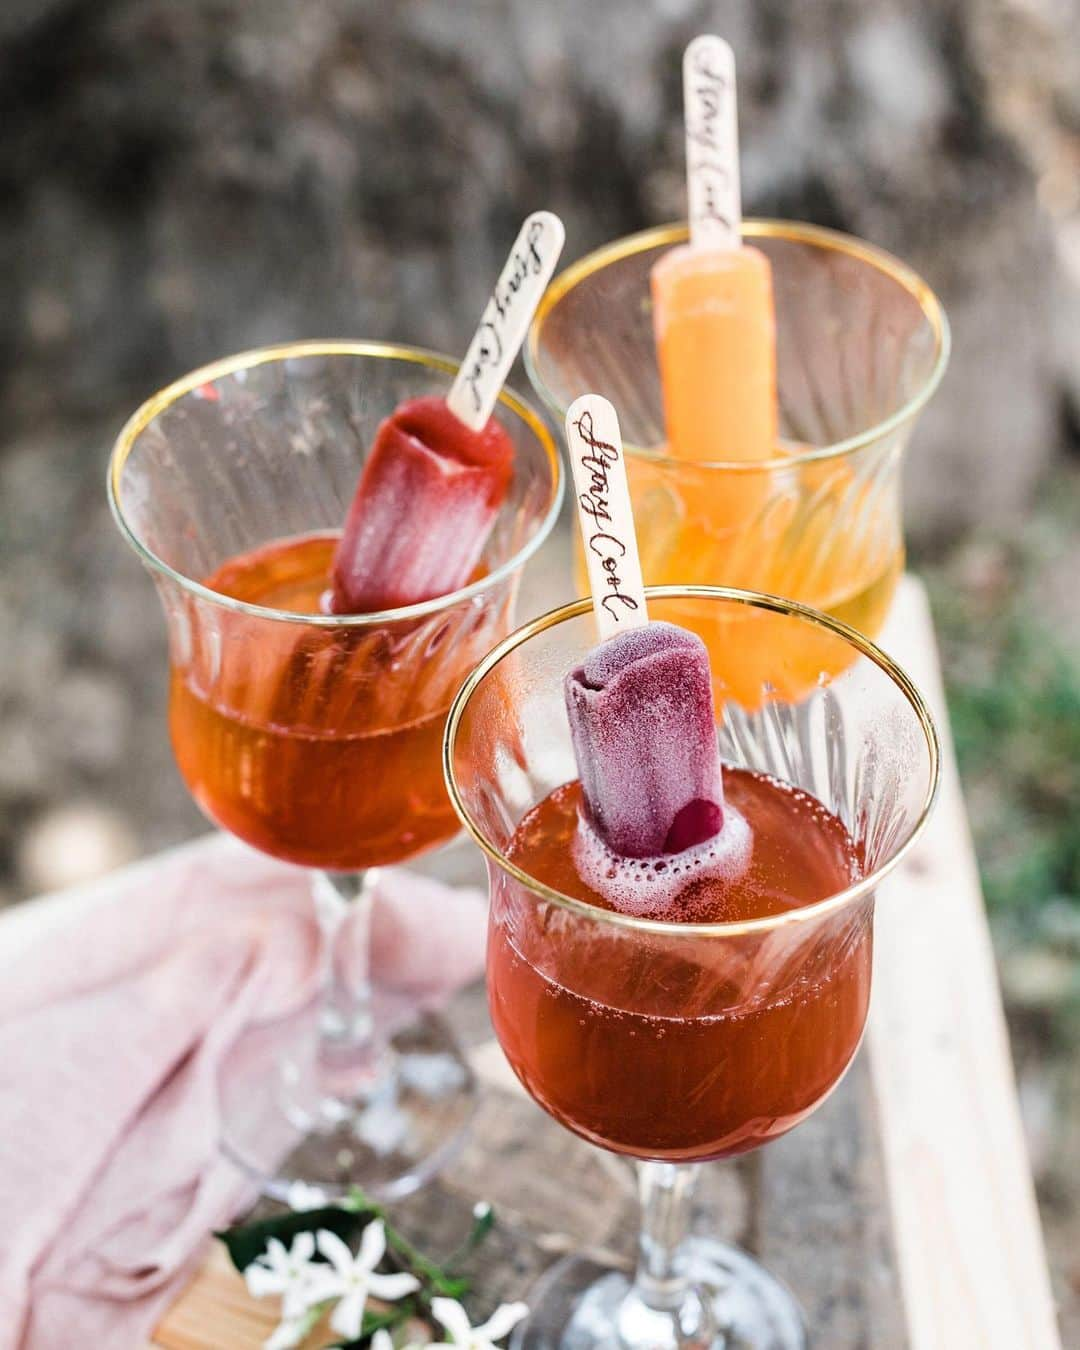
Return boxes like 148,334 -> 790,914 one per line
329,211 -> 565,616
329,395 -> 513,614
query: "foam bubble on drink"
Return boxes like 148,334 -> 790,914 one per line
572,801 -> 753,921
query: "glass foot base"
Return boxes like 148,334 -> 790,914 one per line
513,1240 -> 806,1350
219,1009 -> 476,1203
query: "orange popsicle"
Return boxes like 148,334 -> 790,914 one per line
650,243 -> 777,463
652,35 -> 778,467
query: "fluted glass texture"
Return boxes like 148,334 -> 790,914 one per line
445,589 -> 938,1161
527,223 -> 949,657
111,342 -> 562,870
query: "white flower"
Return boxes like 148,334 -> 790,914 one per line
244,1232 -> 321,1319
306,1220 -> 421,1342
286,1181 -> 331,1212
263,1313 -> 312,1350
372,1325 -> 432,1350
430,1297 -> 529,1349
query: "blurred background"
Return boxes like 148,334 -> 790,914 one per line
1,0 -> 1077,1330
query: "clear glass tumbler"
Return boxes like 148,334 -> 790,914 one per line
109,340 -> 562,1200
444,587 -> 939,1350
527,222 -> 949,695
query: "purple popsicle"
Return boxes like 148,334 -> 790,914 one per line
564,620 -> 725,858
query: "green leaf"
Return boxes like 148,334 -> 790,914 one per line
362,1307 -> 407,1335
456,1204 -> 496,1261
343,1185 -> 385,1217
376,1217 -> 469,1296
215,1201 -> 380,1274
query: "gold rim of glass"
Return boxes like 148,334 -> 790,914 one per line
526,219 -> 951,472
443,584 -> 941,938
108,340 -> 565,628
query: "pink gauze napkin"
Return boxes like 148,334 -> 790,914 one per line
0,832 -> 488,1350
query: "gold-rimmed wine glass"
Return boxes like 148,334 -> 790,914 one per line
527,221 -> 949,698
109,340 -> 563,1201
444,585 -> 939,1350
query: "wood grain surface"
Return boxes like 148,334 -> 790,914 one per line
871,581 -> 1062,1349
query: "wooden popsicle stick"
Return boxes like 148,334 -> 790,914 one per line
564,394 -> 649,642
684,35 -> 741,250
446,210 -> 566,431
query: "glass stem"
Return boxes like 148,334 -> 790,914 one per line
312,869 -> 381,1061
632,1161 -> 699,1311
615,1161 -> 715,1350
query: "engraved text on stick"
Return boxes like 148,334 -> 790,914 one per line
572,409 -> 639,624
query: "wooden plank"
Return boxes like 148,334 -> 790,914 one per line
870,577 -> 1061,1348
152,1246 -> 288,1349
757,1055 -> 908,1347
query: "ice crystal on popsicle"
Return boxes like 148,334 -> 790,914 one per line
564,620 -> 724,858
330,396 -> 514,614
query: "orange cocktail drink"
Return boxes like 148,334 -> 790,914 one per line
170,533 -> 489,870
527,222 -> 948,703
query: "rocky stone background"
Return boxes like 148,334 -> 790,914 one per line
1,0 -> 1078,1332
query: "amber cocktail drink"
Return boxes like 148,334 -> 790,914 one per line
109,341 -> 561,1202
491,771 -> 869,1162
171,533 -> 476,870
